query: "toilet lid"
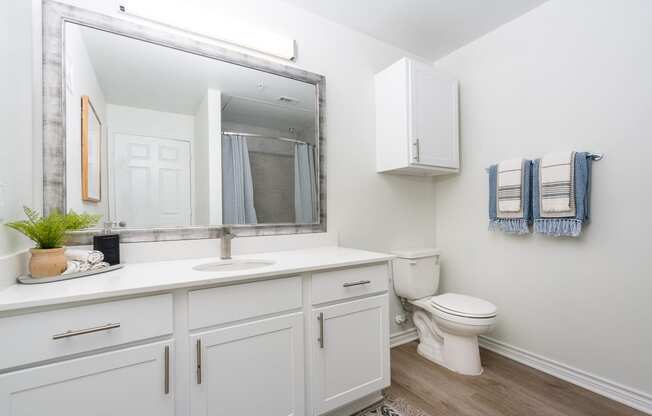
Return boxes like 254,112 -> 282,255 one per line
430,293 -> 497,318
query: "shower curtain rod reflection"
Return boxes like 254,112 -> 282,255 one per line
222,131 -> 309,145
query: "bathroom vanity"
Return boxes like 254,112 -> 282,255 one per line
0,247 -> 393,416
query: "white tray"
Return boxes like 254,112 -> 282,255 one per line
17,264 -> 124,285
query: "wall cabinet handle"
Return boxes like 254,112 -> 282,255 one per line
342,280 -> 371,288
52,322 -> 120,340
317,312 -> 324,349
164,345 -> 170,395
196,339 -> 202,384
412,138 -> 420,162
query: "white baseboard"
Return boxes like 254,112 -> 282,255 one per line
390,327 -> 418,348
479,336 -> 652,415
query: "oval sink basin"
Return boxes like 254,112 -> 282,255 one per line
193,259 -> 275,272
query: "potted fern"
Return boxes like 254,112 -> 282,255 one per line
5,207 -> 101,277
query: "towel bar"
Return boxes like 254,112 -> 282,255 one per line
485,152 -> 604,172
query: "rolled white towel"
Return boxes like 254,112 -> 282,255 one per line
78,262 -> 91,273
66,248 -> 104,265
90,262 -> 110,271
62,260 -> 82,275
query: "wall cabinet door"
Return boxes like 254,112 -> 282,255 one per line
0,341 -> 173,416
409,60 -> 459,169
375,57 -> 459,175
311,295 -> 390,415
190,313 -> 305,416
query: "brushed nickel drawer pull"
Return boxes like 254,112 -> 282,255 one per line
164,345 -> 170,395
342,280 -> 371,288
196,339 -> 202,384
52,322 -> 121,340
317,312 -> 324,349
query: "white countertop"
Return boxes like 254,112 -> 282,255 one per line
0,246 -> 394,313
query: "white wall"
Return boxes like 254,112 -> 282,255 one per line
106,104 -> 194,140
0,0 -> 34,283
65,23 -> 107,218
433,0 -> 652,396
193,90 -> 221,225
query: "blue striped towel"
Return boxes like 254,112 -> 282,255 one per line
532,152 -> 592,237
488,160 -> 533,234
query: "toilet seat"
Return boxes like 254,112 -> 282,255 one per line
431,293 -> 497,318
410,296 -> 497,326
431,306 -> 498,326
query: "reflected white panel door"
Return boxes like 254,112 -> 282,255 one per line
409,61 -> 459,169
0,341 -> 174,416
190,313 -> 305,416
311,295 -> 390,415
114,134 -> 191,227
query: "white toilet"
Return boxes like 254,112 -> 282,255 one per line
392,249 -> 497,376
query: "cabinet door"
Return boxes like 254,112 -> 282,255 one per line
0,341 -> 173,416
409,61 -> 459,169
190,313 -> 305,416
311,295 -> 390,415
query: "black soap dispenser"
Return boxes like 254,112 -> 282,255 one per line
93,221 -> 121,265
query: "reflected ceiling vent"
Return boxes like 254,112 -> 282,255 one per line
278,96 -> 300,104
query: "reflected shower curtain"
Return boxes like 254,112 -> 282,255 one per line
294,143 -> 318,223
222,135 -> 257,224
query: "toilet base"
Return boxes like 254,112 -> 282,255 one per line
415,332 -> 484,376
412,309 -> 486,376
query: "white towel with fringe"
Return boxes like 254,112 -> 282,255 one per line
497,158 -> 524,214
539,151 -> 576,215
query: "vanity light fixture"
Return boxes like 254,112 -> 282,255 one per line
118,1 -> 297,61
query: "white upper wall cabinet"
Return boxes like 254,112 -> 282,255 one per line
375,58 -> 459,176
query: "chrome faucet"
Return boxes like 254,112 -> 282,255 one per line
220,227 -> 234,260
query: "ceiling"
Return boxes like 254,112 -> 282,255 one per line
281,0 -> 548,60
72,23 -> 315,131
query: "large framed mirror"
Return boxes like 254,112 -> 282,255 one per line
42,1 -> 325,243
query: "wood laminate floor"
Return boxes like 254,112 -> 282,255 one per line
387,342 -> 646,416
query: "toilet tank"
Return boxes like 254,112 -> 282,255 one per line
392,249 -> 440,300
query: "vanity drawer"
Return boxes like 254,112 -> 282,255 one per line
0,294 -> 173,370
311,263 -> 389,305
188,276 -> 302,330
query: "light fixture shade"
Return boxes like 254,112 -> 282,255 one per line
118,1 -> 297,61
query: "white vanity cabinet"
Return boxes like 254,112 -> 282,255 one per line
0,341 -> 174,416
190,314 -> 305,416
0,294 -> 175,416
310,265 -> 391,415
0,250 -> 393,416
375,57 -> 459,176
188,277 -> 305,416
311,295 -> 389,415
